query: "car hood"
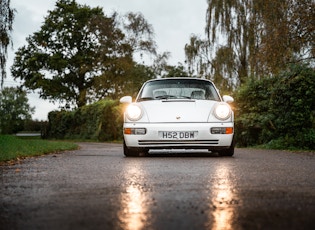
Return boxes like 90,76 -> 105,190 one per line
140,100 -> 217,122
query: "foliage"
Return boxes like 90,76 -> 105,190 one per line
271,65 -> 315,137
234,77 -> 276,146
47,99 -> 123,141
11,0 -> 156,108
151,51 -> 171,77
162,63 -> 190,78
0,87 -> 34,134
92,63 -> 155,100
185,0 -> 315,88
121,12 -> 157,56
0,0 -> 15,87
23,120 -> 48,133
263,129 -> 315,150
0,135 -> 78,162
11,0 -> 128,107
185,35 -> 210,77
235,64 -> 315,150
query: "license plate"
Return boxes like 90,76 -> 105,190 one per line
159,131 -> 197,139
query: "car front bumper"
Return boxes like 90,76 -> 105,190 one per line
123,122 -> 234,150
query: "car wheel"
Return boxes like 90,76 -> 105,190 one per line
218,147 -> 234,156
123,140 -> 139,157
123,141 -> 149,157
218,138 -> 235,157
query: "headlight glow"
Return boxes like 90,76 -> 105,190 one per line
214,103 -> 231,120
126,104 -> 143,121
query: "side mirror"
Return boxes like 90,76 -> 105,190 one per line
222,95 -> 234,103
120,96 -> 132,104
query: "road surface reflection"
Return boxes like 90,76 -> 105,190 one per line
118,161 -> 150,230
118,158 -> 238,229
209,163 -> 238,230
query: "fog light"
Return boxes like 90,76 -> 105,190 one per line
124,128 -> 146,135
211,127 -> 233,134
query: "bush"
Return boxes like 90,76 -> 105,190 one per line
271,65 -> 315,137
234,77 -> 277,146
265,129 -> 315,150
47,100 -> 123,141
235,64 -> 315,150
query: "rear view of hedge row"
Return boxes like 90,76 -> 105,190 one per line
47,100 -> 123,141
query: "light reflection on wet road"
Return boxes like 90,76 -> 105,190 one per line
119,161 -> 150,230
1,143 -> 315,230
210,164 -> 236,230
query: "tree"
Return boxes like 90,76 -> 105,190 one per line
11,0 -> 156,108
90,11 -> 157,100
162,63 -> 190,78
251,0 -> 315,74
92,62 -> 155,100
0,87 -> 34,134
186,0 -> 315,88
151,51 -> 171,77
12,0 -> 130,108
0,0 -> 15,88
185,35 -> 211,77
121,12 -> 157,57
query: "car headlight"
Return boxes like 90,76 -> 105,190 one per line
214,103 -> 231,120
126,104 -> 143,121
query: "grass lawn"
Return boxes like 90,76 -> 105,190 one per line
0,135 -> 78,162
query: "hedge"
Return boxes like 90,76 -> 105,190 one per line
47,100 -> 123,141
235,64 -> 315,150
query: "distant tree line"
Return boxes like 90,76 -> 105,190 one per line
5,0 -> 315,99
0,87 -> 34,134
185,0 -> 315,91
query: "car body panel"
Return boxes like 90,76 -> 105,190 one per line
139,100 -> 218,123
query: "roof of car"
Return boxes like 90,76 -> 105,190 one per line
145,77 -> 214,83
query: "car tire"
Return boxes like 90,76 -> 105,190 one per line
123,140 -> 139,157
218,147 -> 234,156
218,138 -> 235,157
123,140 -> 149,157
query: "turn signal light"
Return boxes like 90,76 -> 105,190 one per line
226,127 -> 233,134
124,128 -> 132,135
124,128 -> 146,135
211,127 -> 233,134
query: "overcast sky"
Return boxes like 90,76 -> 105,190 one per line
4,0 -> 208,120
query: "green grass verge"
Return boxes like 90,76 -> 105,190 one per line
0,135 -> 78,162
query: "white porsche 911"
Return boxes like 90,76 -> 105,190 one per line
120,78 -> 235,157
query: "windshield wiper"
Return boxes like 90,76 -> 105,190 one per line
138,97 -> 154,101
155,95 -> 177,100
178,96 -> 192,99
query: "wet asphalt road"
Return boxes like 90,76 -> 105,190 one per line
1,143 -> 315,230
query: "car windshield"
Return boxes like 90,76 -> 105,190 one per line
137,79 -> 221,101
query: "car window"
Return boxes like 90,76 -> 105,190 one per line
137,79 -> 220,101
